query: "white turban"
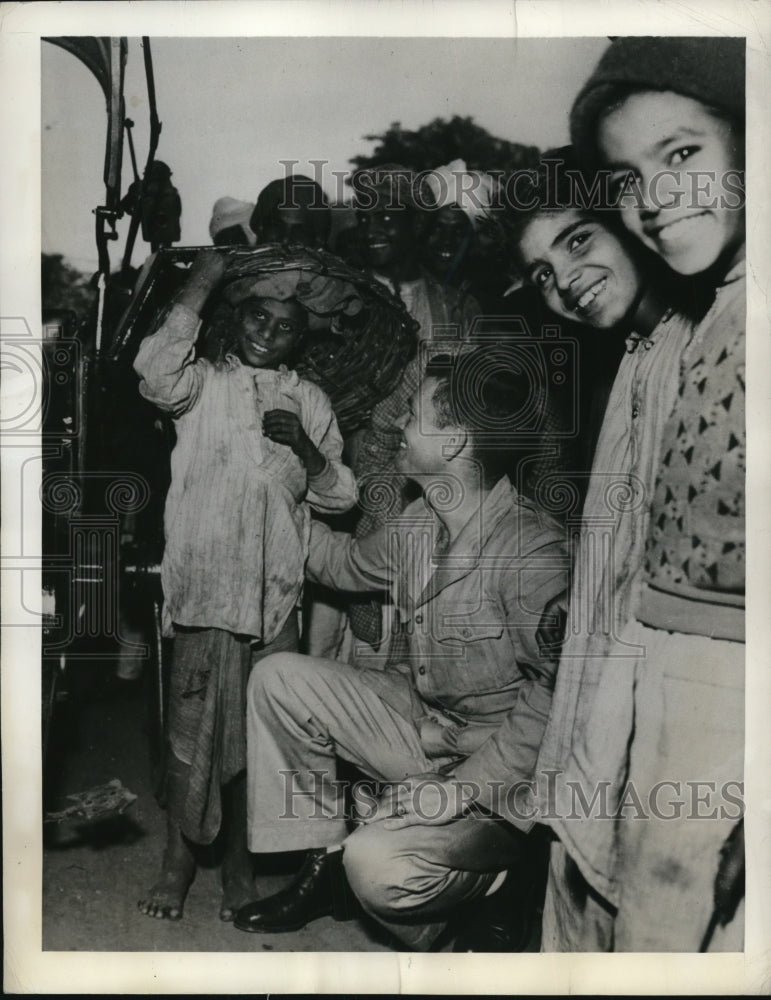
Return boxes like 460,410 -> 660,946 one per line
208,197 -> 258,246
424,159 -> 495,227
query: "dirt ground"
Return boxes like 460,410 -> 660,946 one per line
42,668 -> 393,954
42,664 -> 542,956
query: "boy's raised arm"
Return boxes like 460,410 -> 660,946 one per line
134,251 -> 226,416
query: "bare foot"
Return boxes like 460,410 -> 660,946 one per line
138,852 -> 196,921
220,866 -> 257,922
219,773 -> 255,922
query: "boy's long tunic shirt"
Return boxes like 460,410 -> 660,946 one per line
534,270 -> 747,907
532,305 -> 695,903
134,303 -> 357,642
307,476 -> 569,826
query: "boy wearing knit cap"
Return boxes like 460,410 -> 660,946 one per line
535,36 -> 746,952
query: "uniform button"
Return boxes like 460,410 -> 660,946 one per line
632,406 -> 640,419
415,614 -> 423,624
418,665 -> 426,675
462,627 -> 472,638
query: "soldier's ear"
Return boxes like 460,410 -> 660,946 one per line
444,426 -> 468,462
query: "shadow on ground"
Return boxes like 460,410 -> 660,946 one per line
42,669 -> 392,953
43,664 -> 542,954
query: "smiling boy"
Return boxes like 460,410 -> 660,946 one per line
344,165 -> 482,652
599,93 -> 744,278
133,251 -> 357,924
506,153 -> 699,563
516,204 -> 642,330
535,37 -> 746,952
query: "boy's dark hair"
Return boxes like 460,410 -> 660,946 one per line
424,349 -> 543,487
350,163 -> 427,215
494,146 -> 622,275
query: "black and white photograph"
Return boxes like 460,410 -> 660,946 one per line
2,0 -> 770,994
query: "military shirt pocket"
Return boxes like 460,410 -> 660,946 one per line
432,599 -> 515,693
434,599 -> 505,644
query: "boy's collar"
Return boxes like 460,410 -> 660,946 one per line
626,285 -> 671,339
223,355 -> 299,381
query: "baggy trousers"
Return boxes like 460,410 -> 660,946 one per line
541,621 -> 744,952
246,651 -> 526,950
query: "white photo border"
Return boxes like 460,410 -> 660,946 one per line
2,0 -> 770,993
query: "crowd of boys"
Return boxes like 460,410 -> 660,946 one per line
135,36 -> 746,953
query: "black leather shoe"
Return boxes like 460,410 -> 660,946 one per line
234,848 -> 358,933
453,828 -> 550,953
452,870 -> 538,953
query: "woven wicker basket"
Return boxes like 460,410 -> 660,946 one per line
209,244 -> 418,435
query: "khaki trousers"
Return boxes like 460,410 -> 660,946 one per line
246,651 -> 525,950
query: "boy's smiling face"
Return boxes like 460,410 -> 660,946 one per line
357,203 -> 418,275
234,296 -> 306,368
598,91 -> 744,275
423,204 -> 472,278
518,208 -> 642,329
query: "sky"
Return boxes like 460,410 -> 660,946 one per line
41,36 -> 609,273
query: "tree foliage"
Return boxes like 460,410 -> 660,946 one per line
349,115 -> 540,174
41,253 -> 97,320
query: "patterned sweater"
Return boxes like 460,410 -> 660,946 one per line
644,257 -> 745,601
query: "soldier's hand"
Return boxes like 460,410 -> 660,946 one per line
418,716 -> 460,759
536,588 -> 569,659
379,773 -> 467,830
